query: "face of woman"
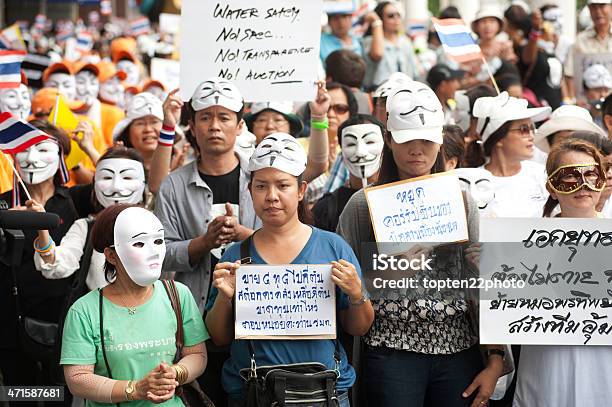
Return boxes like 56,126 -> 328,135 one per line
550,151 -> 604,217
382,4 -> 401,33
128,115 -> 162,153
475,17 -> 500,41
253,110 -> 291,144
250,167 -> 306,227
390,138 -> 440,180
498,118 -> 535,162
328,88 -> 351,136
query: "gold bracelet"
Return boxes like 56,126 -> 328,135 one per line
173,364 -> 188,385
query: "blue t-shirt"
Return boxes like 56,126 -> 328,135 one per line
320,32 -> 363,65
205,227 -> 361,396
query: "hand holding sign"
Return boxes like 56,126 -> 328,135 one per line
213,260 -> 240,299
331,259 -> 363,300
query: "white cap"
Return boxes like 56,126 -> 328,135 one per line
385,81 -> 445,144
373,72 -> 413,98
248,132 -> 307,176
535,105 -> 607,152
583,64 -> 612,89
250,101 -> 294,116
473,92 -> 551,144
190,77 -> 243,113
112,92 -> 163,140
471,5 -> 504,34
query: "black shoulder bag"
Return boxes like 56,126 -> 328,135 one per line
237,236 -> 341,407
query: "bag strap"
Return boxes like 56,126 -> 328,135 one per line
98,288 -> 114,379
162,279 -> 184,357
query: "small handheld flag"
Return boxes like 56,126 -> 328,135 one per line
0,112 -> 50,154
130,17 -> 151,36
432,18 -> 482,64
0,50 -> 27,89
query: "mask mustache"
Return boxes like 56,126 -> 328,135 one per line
400,105 -> 437,116
348,155 -> 378,164
20,162 -> 51,170
101,190 -> 136,198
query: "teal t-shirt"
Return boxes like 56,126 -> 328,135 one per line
61,280 -> 209,407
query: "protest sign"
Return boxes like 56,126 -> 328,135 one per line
573,52 -> 612,102
364,172 -> 469,244
235,264 -> 336,339
479,218 -> 612,346
150,58 -> 180,91
179,0 -> 322,102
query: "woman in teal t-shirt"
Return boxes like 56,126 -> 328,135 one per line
60,204 -> 209,406
205,133 -> 374,405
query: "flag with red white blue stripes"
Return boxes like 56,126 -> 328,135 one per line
130,17 -> 150,36
432,18 -> 483,63
76,31 -> 93,54
0,50 -> 26,89
0,112 -> 50,155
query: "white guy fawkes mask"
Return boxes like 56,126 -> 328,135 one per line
0,84 -> 31,120
191,77 -> 243,112
116,60 -> 140,87
99,77 -> 125,106
15,140 -> 60,185
113,207 -> 165,287
94,158 -> 145,208
45,73 -> 77,101
75,70 -> 100,107
340,124 -> 384,181
248,132 -> 307,176
455,168 -> 495,212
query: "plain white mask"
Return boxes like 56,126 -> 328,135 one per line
45,73 -> 77,101
75,70 -> 100,107
94,158 -> 145,208
454,168 -> 495,211
99,77 -> 125,106
15,140 -> 60,185
0,84 -> 31,121
116,60 -> 140,87
340,124 -> 384,182
113,207 -> 165,287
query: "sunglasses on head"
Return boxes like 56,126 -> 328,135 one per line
328,104 -> 350,115
547,163 -> 606,194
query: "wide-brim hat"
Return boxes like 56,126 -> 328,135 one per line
471,6 -> 504,36
535,105 -> 607,152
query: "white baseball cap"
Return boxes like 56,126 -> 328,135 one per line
535,105 -> 607,152
112,92 -> 164,140
373,72 -> 413,99
248,132 -> 307,176
473,92 -> 551,144
190,77 -> 243,113
583,64 -> 612,90
385,81 -> 445,144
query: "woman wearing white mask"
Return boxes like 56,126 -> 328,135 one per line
29,146 -> 147,290
60,204 -> 209,406
205,132 -> 374,406
0,82 -> 31,121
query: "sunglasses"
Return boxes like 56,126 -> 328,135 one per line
328,104 -> 350,115
386,12 -> 401,18
547,163 -> 606,195
507,124 -> 536,136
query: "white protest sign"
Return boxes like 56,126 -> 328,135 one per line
573,52 -> 612,102
159,13 -> 181,34
479,217 -> 612,346
364,172 -> 469,244
235,264 -> 336,339
150,58 -> 180,91
179,0 -> 322,102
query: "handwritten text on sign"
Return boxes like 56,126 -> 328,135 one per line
180,0 -> 322,102
364,172 -> 469,243
235,264 -> 336,339
479,218 -> 612,345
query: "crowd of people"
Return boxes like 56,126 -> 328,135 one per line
1,1 -> 612,407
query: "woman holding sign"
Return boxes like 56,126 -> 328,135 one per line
337,81 -> 505,407
513,139 -> 612,406
205,132 -> 374,406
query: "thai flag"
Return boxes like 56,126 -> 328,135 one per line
130,17 -> 150,36
0,25 -> 26,51
100,0 -> 112,16
432,18 -> 482,63
0,112 -> 50,155
0,50 -> 26,89
76,31 -> 93,53
57,28 -> 73,43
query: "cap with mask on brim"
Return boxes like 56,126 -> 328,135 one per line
373,72 -> 413,99
243,101 -> 303,137
583,64 -> 612,90
385,81 -> 445,144
190,77 -> 243,113
112,92 -> 163,140
248,132 -> 307,176
473,91 -> 551,144
534,105 -> 607,152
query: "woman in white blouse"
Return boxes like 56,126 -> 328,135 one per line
31,146 -> 147,290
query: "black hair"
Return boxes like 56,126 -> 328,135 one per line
439,6 -> 461,19
497,74 -> 522,93
325,50 -> 366,88
336,113 -> 385,148
483,121 -> 513,157
602,92 -> 612,130
442,124 -> 466,168
248,173 -> 311,224
504,5 -> 531,35
568,131 -> 612,155
463,85 -> 497,167
185,100 -> 245,156
326,82 -> 359,117
364,2 -> 393,36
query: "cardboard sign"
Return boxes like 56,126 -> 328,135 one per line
150,58 -> 180,91
479,218 -> 612,346
179,0 -> 322,102
235,264 -> 336,339
364,172 -> 469,244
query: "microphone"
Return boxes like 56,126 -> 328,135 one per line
0,210 -> 60,230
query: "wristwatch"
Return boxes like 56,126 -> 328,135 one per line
484,348 -> 506,360
125,380 -> 136,401
349,290 -> 370,306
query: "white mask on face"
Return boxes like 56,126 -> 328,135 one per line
455,168 -> 495,212
99,77 -> 125,106
0,84 -> 31,121
116,60 -> 140,87
45,73 -> 77,101
94,158 -> 145,208
113,207 -> 165,287
75,70 -> 100,107
15,140 -> 60,185
248,132 -> 307,176
341,124 -> 384,180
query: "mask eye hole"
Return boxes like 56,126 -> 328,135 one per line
154,238 -> 164,245
132,242 -> 144,248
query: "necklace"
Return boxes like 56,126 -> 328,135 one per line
114,286 -> 151,315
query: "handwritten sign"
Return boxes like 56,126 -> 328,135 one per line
235,264 -> 336,339
364,172 -> 469,244
150,58 -> 180,91
479,218 -> 612,345
179,0 -> 322,102
573,52 -> 612,102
